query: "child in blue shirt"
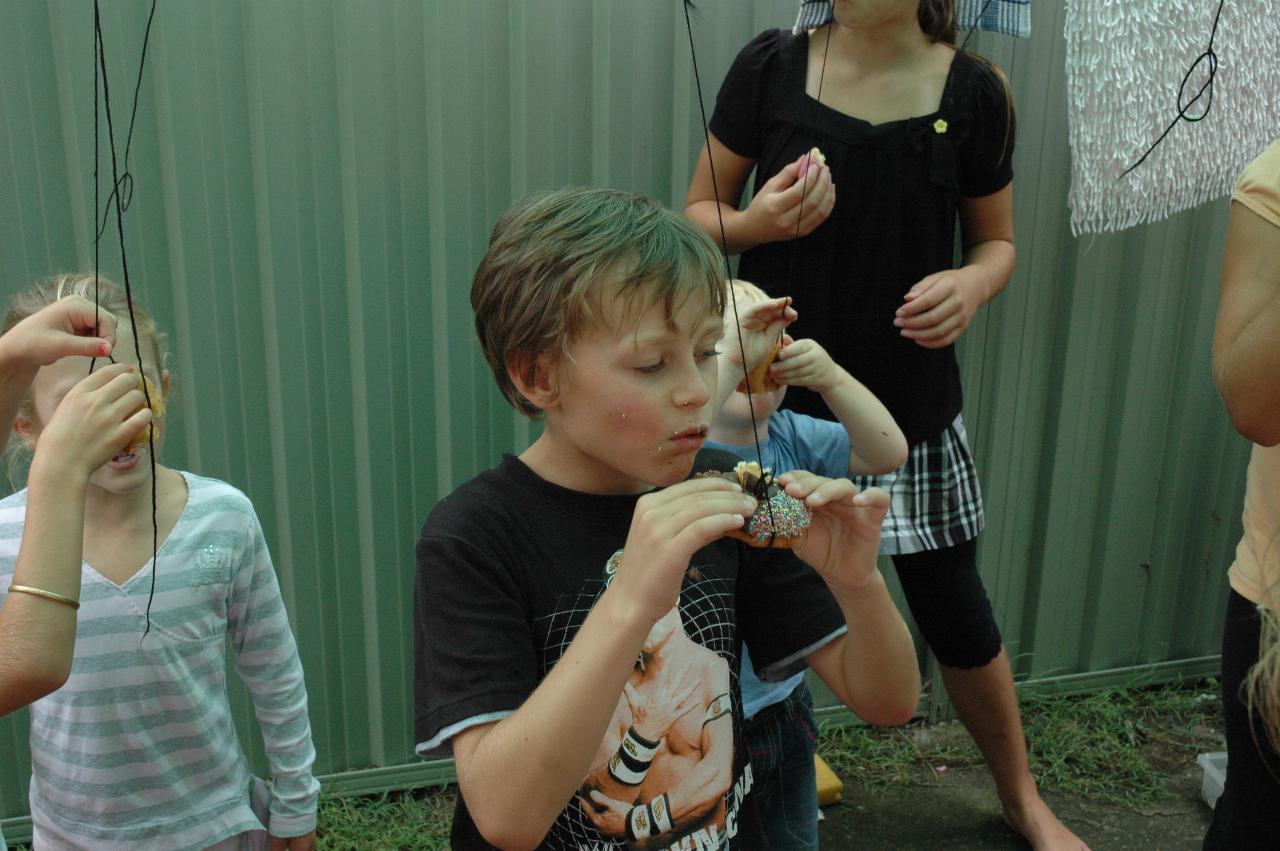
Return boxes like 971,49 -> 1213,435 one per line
706,280 -> 907,850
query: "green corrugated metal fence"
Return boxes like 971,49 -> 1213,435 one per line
0,0 -> 1249,837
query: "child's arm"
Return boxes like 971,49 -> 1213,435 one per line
714,295 -> 796,414
445,477 -> 756,850
895,185 -> 1015,350
1213,200 -> 1280,446
684,136 -> 834,255
228,511 -> 319,849
783,472 -> 920,726
771,336 -> 908,475
0,362 -> 149,716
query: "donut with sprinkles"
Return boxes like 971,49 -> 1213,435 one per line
699,461 -> 812,548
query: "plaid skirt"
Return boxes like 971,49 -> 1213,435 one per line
851,415 -> 984,556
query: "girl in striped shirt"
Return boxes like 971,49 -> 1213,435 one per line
1,275 -> 318,850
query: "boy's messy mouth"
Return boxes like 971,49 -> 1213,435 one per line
672,425 -> 709,439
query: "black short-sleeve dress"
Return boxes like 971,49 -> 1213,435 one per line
709,28 -> 1014,446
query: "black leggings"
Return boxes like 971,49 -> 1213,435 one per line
892,537 -> 1003,670
1203,589 -> 1280,850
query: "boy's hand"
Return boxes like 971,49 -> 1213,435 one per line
778,470 -> 890,592
269,831 -> 316,850
743,152 -> 836,244
610,478 -> 756,625
34,363 -> 152,477
895,270 -> 978,349
0,295 -> 117,369
720,295 -> 796,374
770,336 -> 840,392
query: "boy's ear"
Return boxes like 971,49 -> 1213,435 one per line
507,351 -> 560,411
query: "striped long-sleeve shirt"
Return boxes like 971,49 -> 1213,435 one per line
0,472 -> 318,849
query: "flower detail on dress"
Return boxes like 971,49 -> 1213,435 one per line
933,118 -> 949,134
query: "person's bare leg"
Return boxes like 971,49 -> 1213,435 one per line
938,648 -> 1090,851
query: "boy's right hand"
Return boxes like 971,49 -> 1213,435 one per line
742,152 -> 835,245
0,296 -> 117,370
610,477 -> 756,625
33,363 -> 152,478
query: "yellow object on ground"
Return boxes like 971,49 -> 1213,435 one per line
815,754 -> 844,806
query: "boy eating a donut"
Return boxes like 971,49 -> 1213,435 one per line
413,187 -> 919,850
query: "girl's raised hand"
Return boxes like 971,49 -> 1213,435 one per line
33,363 -> 152,478
743,153 -> 836,245
779,470 -> 890,591
0,295 -> 117,370
895,270 -> 978,349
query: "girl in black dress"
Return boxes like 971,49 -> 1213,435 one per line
685,2 -> 1086,848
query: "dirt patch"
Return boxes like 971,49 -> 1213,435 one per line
817,710 -> 1218,849
817,763 -> 1211,850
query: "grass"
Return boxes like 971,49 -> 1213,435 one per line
315,786 -> 455,850
264,680 -> 1226,848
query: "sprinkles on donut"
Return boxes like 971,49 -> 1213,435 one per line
699,461 -> 812,548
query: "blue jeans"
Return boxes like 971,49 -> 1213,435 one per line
746,680 -> 820,851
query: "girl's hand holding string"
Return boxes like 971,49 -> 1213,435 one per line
0,294 -> 117,369
894,269 -> 980,349
742,152 -> 836,245
31,362 -> 152,479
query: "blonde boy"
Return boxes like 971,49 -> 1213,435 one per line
708,279 -> 907,850
414,188 -> 919,850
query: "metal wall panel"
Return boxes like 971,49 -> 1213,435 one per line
0,0 -> 1249,825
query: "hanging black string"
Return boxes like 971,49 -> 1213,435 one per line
93,0 -> 162,638
94,0 -> 158,242
783,22 -> 833,297
1120,0 -> 1226,178
681,1 -> 780,540
90,4 -> 104,376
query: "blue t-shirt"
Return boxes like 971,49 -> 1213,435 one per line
705,409 -> 851,718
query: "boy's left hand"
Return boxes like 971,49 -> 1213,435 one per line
769,335 -> 839,392
269,831 -> 316,850
895,270 -> 978,349
779,470 -> 889,591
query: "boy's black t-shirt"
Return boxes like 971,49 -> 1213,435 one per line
414,450 -> 847,850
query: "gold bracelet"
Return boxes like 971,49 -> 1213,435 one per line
8,584 -> 80,610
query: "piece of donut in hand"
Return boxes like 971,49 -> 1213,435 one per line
798,146 -> 826,172
125,375 -> 167,453
736,336 -> 782,394
699,461 -> 812,548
